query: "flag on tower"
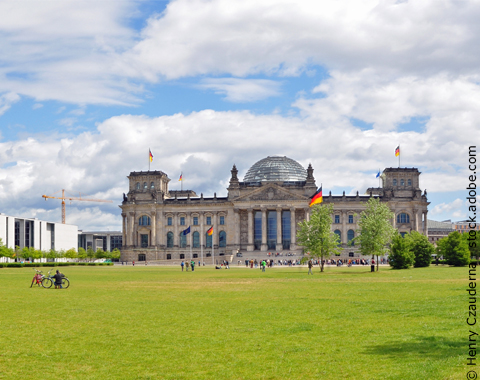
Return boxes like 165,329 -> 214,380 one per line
207,226 -> 213,236
149,149 -> 153,162
179,173 -> 183,181
309,186 -> 323,207
376,170 -> 380,178
395,146 -> 400,157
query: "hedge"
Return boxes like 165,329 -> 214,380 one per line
0,262 -> 113,268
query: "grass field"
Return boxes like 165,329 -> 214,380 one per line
0,264 -> 468,380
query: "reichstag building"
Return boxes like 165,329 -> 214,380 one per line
119,156 -> 429,262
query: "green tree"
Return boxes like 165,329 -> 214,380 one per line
0,239 -> 14,259
356,197 -> 395,272
111,248 -> 121,261
437,231 -> 470,266
406,231 -> 434,268
95,249 -> 107,259
77,247 -> 87,261
65,248 -> 77,260
389,232 -> 414,269
86,247 -> 95,262
297,203 -> 340,272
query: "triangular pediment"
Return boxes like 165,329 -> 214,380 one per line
234,183 -> 309,202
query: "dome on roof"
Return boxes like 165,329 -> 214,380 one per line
243,156 -> 307,183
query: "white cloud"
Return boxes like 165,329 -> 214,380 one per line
0,109 -> 470,229
430,199 -> 465,220
0,92 -> 20,116
198,78 -> 281,102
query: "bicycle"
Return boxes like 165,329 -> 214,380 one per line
30,268 -> 44,287
41,269 -> 70,289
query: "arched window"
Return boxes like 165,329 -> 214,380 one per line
400,179 -> 405,186
347,230 -> 355,246
180,232 -> 187,248
167,232 -> 174,248
136,182 -> 140,190
219,231 -> 226,247
150,182 -> 155,189
139,216 -> 151,226
397,213 -> 410,224
334,230 -> 341,245
193,231 -> 200,248
206,232 -> 212,248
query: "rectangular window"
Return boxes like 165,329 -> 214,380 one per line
408,179 -> 412,186
348,215 -> 354,224
219,216 -> 225,225
167,217 -> 172,226
180,217 -> 185,226
254,211 -> 262,250
334,215 -> 340,224
193,217 -> 198,225
141,234 -> 148,248
206,216 -> 212,225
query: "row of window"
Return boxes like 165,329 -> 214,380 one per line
334,229 -> 355,246
334,215 -> 355,224
333,213 -> 411,225
135,182 -> 155,190
166,231 -> 226,248
393,179 -> 412,186
139,215 -> 225,226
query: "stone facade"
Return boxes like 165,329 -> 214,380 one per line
119,157 -> 429,262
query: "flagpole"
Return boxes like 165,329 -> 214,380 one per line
399,145 -> 401,168
212,232 -> 215,266
378,168 -> 381,187
148,148 -> 150,171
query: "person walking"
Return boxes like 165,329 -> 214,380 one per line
308,260 -> 313,275
181,261 -> 185,271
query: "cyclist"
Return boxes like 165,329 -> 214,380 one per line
52,270 -> 64,289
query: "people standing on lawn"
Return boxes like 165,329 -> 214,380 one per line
181,261 -> 185,271
261,260 -> 266,272
185,261 -> 190,271
308,260 -> 313,275
190,260 -> 195,271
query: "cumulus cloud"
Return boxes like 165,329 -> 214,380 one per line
0,109 -> 470,229
198,78 -> 281,102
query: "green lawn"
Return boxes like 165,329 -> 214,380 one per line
0,265 -> 468,379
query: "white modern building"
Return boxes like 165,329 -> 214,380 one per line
78,230 -> 122,252
0,213 -> 78,251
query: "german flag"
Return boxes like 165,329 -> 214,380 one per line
309,186 -> 323,207
395,146 -> 400,157
207,226 -> 213,236
149,149 -> 153,162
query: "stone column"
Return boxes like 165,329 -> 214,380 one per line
247,209 -> 254,251
261,208 -> 267,251
341,210 -> 347,244
423,211 -> 428,235
156,209 -> 163,247
305,208 -> 310,222
234,209 -> 240,246
200,212 -> 204,260
290,208 -> 296,248
122,213 -> 126,247
174,213 -> 179,247
151,209 -> 156,247
129,212 -> 135,247
213,212 -> 218,249
276,208 -> 282,250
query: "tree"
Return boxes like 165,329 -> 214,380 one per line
86,247 -> 95,262
406,231 -> 434,268
77,247 -> 87,261
389,232 -> 414,269
297,203 -> 340,272
111,248 -> 121,261
95,249 -> 107,259
356,197 -> 396,272
0,239 -> 14,259
64,248 -> 77,261
437,231 -> 470,266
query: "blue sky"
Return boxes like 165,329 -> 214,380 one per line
0,0 -> 478,230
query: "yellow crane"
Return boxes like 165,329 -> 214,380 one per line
42,189 -> 113,224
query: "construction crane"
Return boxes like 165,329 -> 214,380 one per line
42,189 -> 113,224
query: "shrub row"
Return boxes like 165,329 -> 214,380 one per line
0,262 -> 114,268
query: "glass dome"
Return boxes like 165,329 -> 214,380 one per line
243,156 -> 307,182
